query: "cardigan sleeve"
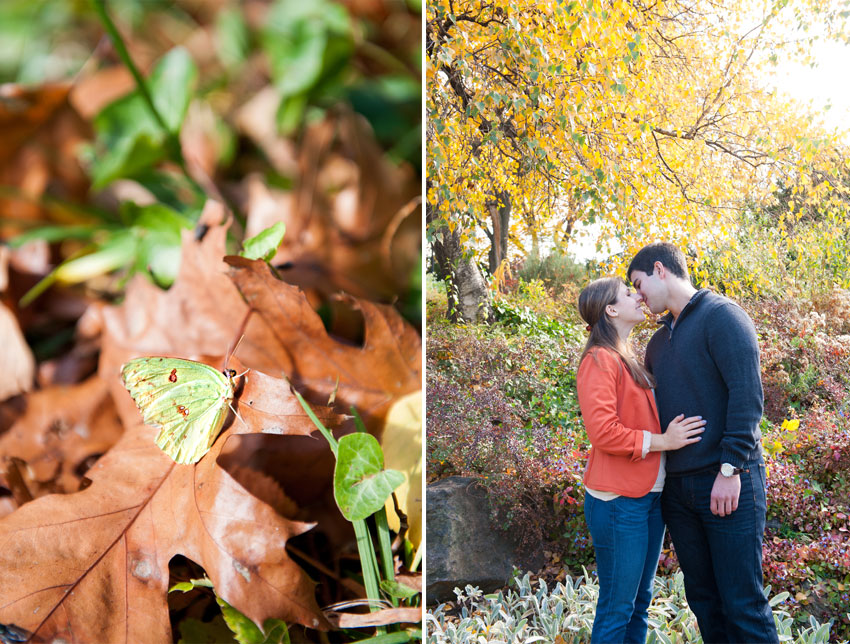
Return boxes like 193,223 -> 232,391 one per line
576,349 -> 646,461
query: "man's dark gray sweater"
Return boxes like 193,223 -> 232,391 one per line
645,289 -> 764,474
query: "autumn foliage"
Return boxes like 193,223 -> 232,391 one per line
0,1 -> 422,641
0,207 -> 421,641
427,0 -> 850,291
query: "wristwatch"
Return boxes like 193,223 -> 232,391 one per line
720,463 -> 743,477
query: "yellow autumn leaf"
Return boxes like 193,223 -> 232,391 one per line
781,418 -> 800,432
381,390 -> 422,552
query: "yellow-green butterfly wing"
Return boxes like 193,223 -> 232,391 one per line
121,357 -> 234,464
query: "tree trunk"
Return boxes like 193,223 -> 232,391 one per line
428,204 -> 492,323
486,190 -> 511,276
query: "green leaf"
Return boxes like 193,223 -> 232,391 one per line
8,224 -> 105,247
118,202 -> 196,286
334,433 -> 405,521
216,597 -> 289,644
379,579 -> 419,600
240,222 -> 286,262
216,7 -> 250,68
262,0 -> 352,100
276,93 -> 309,136
169,577 -> 214,593
54,230 -> 138,285
88,47 -> 197,189
133,169 -> 202,210
352,633 -> 413,644
91,116 -> 166,190
149,47 -> 198,134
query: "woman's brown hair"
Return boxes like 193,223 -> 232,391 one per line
577,277 -> 655,389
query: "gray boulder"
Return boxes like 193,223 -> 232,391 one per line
425,476 -> 544,604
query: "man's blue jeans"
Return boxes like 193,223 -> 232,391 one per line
584,492 -> 665,644
661,463 -> 779,643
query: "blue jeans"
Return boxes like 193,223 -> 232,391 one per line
584,492 -> 665,644
661,464 -> 779,643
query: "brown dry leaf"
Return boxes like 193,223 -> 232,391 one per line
0,83 -> 70,167
0,83 -> 91,234
0,385 -> 335,642
0,302 -> 35,402
326,607 -> 422,628
226,255 -> 421,427
69,66 -> 135,120
239,112 -> 421,303
0,376 -> 122,501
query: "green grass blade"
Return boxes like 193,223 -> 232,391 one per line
293,390 -> 338,456
374,508 -> 397,606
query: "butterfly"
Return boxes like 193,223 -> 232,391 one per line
121,357 -> 240,464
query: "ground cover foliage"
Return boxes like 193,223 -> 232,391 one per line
426,251 -> 850,638
0,1 -> 421,641
426,572 -> 841,644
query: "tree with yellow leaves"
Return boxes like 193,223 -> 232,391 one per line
427,0 -> 850,317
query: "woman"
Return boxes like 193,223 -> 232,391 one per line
576,277 -> 705,643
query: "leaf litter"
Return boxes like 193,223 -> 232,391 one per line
0,201 -> 421,641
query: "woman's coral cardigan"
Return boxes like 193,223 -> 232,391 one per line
576,347 -> 662,497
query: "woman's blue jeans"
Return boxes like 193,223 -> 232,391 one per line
584,491 -> 665,644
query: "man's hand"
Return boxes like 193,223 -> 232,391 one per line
710,472 -> 741,516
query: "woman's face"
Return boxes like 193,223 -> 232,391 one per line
610,283 -> 645,325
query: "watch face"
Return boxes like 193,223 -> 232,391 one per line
720,464 -> 733,477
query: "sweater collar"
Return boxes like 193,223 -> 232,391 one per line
657,288 -> 711,330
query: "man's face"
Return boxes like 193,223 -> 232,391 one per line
629,268 -> 668,314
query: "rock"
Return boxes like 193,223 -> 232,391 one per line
425,476 -> 544,604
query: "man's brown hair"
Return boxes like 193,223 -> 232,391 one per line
627,242 -> 690,282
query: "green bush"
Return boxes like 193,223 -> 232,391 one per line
517,247 -> 587,296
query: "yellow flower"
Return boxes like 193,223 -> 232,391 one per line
781,418 -> 800,432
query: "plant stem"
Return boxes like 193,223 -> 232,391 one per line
353,519 -> 386,635
294,391 -> 338,456
374,508 -> 398,607
91,0 -> 239,223
91,0 -> 170,134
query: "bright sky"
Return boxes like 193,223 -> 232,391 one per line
766,39 -> 850,135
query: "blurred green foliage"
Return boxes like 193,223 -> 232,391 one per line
1,0 -> 421,323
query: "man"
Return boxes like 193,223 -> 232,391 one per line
628,242 -> 778,644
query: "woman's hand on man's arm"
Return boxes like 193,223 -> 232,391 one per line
649,414 -> 706,451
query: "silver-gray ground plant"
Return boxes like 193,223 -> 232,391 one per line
425,570 -> 848,644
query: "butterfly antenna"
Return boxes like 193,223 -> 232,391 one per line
224,310 -> 252,368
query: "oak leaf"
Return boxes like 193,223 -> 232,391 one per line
225,255 -> 421,428
0,377 -> 121,503
0,369 -> 340,642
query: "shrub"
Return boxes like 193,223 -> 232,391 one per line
517,247 -> 588,296
426,323 -> 592,564
762,409 -> 850,636
748,299 -> 850,421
